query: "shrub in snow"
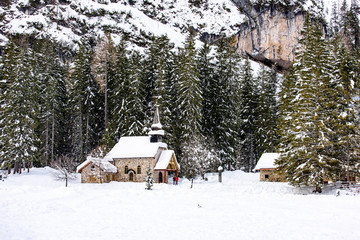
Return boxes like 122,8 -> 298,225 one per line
51,155 -> 77,187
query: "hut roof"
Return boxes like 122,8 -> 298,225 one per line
254,153 -> 280,171
77,156 -> 117,173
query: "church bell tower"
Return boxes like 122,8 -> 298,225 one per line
149,98 -> 164,143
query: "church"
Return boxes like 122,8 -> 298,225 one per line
77,103 -> 180,184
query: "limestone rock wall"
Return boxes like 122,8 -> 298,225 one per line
234,7 -> 305,71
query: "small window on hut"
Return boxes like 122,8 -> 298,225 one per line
91,165 -> 96,172
125,166 -> 128,174
265,174 -> 269,179
137,165 -> 141,174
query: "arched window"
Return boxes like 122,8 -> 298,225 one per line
125,165 -> 128,174
137,165 -> 141,174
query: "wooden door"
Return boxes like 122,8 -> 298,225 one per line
159,172 -> 163,183
129,172 -> 134,181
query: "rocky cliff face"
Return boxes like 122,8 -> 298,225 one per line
231,1 -> 306,71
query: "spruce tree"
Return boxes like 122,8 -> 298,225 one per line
69,41 -> 102,162
35,39 -> 67,166
276,17 -> 335,192
174,31 -> 202,145
198,41 -> 215,141
256,65 -> 279,156
211,37 -> 240,170
145,165 -> 154,190
0,42 -> 40,172
327,35 -> 360,182
237,57 -> 258,172
109,40 -> 146,142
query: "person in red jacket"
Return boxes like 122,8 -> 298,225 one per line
175,176 -> 178,185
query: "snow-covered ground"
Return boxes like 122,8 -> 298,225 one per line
1,168 -> 360,240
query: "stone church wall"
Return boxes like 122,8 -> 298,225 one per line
113,157 -> 157,182
80,163 -> 115,183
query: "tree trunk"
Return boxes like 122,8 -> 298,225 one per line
85,111 -> 90,154
45,117 -> 49,166
51,114 -> 55,164
13,161 -> 18,174
104,79 -> 108,132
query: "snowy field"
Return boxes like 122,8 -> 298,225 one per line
1,168 -> 360,240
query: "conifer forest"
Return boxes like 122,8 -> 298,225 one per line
1,0 -> 360,190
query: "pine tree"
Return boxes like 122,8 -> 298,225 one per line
327,35 -> 360,182
109,39 -> 146,143
237,57 -> 258,172
69,41 -> 102,162
35,39 -> 67,166
174,31 -> 202,145
141,35 -> 176,137
211,37 -> 240,170
256,65 -> 279,156
198,41 -> 215,141
276,17 -> 335,192
0,42 -> 40,173
145,165 -> 154,190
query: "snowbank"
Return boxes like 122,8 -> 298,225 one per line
0,168 -> 359,240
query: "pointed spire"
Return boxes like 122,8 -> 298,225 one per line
149,97 -> 164,142
151,97 -> 162,130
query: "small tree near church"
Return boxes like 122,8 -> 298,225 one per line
145,165 -> 154,190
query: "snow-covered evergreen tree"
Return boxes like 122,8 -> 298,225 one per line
237,57 -> 258,172
276,16 -> 337,192
69,41 -> 103,163
198,41 -> 215,141
180,134 -> 220,180
211,37 -> 240,170
108,40 -> 146,143
255,65 -> 279,156
145,165 -> 154,190
35,39 -> 67,166
327,34 -> 360,182
0,41 -> 40,173
174,30 -> 202,145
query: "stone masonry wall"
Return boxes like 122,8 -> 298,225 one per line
260,168 -> 286,182
80,163 -> 115,183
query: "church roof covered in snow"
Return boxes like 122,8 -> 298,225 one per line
104,136 -> 167,160
254,153 -> 280,171
154,150 -> 180,170
77,156 -> 117,173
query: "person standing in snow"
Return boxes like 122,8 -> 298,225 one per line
175,176 -> 178,185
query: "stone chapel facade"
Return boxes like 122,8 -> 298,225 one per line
77,103 -> 180,184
